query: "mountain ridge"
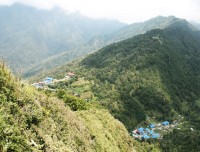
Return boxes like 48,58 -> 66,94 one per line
23,16 -> 199,78
0,3 -> 126,73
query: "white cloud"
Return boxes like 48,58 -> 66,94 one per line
0,0 -> 199,23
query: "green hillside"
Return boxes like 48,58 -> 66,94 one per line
78,20 -> 200,151
24,16 -> 200,151
24,16 -> 193,78
0,61 -> 143,151
79,20 -> 200,130
40,18 -> 200,131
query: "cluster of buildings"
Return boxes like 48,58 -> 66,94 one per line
31,72 -> 76,89
132,121 -> 171,140
31,77 -> 54,89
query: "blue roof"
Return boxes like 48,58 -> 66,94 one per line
145,128 -> 150,132
138,127 -> 144,133
151,133 -> 160,139
149,124 -> 155,128
162,121 -> 169,125
43,77 -> 54,83
142,134 -> 150,139
45,77 -> 53,80
149,130 -> 154,135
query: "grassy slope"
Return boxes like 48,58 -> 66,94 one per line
0,63 -> 138,152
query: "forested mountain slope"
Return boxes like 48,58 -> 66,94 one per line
72,20 -> 200,130
24,16 -> 199,78
0,3 -> 126,73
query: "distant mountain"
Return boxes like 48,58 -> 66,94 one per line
0,3 -> 126,73
25,16 -> 198,77
106,16 -> 198,43
79,19 -> 200,130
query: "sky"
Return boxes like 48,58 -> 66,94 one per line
0,0 -> 200,24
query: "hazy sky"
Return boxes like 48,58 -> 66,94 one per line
0,0 -> 200,23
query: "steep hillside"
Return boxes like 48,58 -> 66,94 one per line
0,3 -> 126,73
25,16 -> 198,78
0,62 -> 139,151
79,20 -> 200,130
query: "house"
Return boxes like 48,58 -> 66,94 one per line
162,121 -> 169,126
151,133 -> 160,139
157,123 -> 162,127
132,130 -> 138,134
44,77 -> 54,84
67,72 -> 75,78
138,127 -> 144,134
145,128 -> 150,132
149,123 -> 155,128
142,134 -> 150,140
65,75 -> 71,79
148,130 -> 154,135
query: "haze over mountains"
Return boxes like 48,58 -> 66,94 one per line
1,3 -> 200,77
0,3 -> 126,73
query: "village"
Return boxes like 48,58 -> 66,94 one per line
31,72 -> 94,101
31,72 -> 76,90
131,115 -> 191,141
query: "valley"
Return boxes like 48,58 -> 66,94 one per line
1,2 -> 200,151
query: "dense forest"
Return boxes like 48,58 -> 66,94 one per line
76,20 -> 200,130
160,129 -> 200,151
79,21 -> 200,151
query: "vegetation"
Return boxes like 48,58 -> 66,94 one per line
160,129 -> 200,151
56,90 -> 90,111
24,16 -> 196,78
75,20 -> 200,131
0,62 -> 141,151
26,18 -> 200,151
